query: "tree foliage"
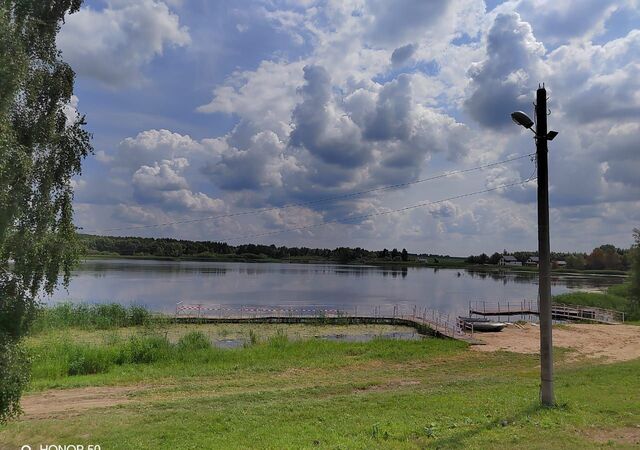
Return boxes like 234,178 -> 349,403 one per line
488,252 -> 501,265
466,246 -> 631,271
80,234 -> 421,264
585,244 -> 625,271
466,253 -> 489,264
0,0 -> 91,422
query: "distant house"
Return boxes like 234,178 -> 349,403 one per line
525,256 -> 539,267
499,255 -> 522,266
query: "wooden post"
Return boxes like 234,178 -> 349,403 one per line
536,85 -> 554,407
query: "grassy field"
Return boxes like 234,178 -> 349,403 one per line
0,306 -> 639,449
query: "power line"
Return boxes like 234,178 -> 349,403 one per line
220,177 -> 537,243
85,153 -> 534,233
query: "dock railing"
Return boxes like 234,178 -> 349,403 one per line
174,303 -> 471,341
551,302 -> 625,323
468,300 -> 537,316
468,300 -> 624,324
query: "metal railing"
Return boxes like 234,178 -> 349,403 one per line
551,302 -> 625,323
468,300 -> 624,323
468,300 -> 537,315
175,302 -> 469,339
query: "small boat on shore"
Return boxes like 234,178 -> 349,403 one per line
459,316 -> 506,332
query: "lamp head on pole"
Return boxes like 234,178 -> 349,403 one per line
511,110 -> 558,140
511,111 -> 534,129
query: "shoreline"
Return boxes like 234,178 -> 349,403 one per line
81,254 -> 629,277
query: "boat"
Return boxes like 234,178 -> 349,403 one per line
459,316 -> 506,332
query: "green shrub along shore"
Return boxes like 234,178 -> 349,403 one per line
30,302 -> 153,332
554,283 -> 640,321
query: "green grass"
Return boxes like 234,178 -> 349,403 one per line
1,324 -> 639,449
25,326 -> 461,390
31,302 -> 153,332
2,304 -> 639,449
554,283 -> 640,321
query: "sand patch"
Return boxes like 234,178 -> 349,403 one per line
583,425 -> 640,445
473,323 -> 640,362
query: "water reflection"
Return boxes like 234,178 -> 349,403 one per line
48,259 -> 625,316
78,259 -> 229,276
464,268 -> 622,289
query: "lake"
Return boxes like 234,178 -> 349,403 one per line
44,259 -> 625,316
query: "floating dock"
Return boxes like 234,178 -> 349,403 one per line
174,303 -> 482,344
468,300 -> 624,324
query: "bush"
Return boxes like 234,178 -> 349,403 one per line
32,303 -> 154,331
247,329 -> 259,347
128,306 -> 151,326
0,341 -> 30,423
94,304 -> 127,328
267,329 -> 289,349
30,333 -> 175,378
67,347 -> 114,376
124,334 -> 172,364
608,283 -> 631,298
177,332 -> 211,352
554,291 -> 628,311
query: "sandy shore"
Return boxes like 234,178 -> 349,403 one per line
473,323 -> 640,362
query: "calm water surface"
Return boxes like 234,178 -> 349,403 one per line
45,259 -> 625,316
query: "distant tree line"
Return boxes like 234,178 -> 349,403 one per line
466,244 -> 633,271
80,235 -> 413,264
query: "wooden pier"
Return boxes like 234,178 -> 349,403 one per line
174,303 -> 481,344
468,300 -> 624,324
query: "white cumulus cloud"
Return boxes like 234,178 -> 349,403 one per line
59,0 -> 190,88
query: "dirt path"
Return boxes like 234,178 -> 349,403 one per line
20,385 -> 139,419
473,323 -> 640,362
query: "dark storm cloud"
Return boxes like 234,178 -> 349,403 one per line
598,124 -> 640,190
464,13 -> 544,129
290,65 -> 371,168
391,43 -> 417,66
364,75 -> 413,141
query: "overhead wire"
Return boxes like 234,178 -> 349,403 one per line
219,176 -> 538,243
85,153 -> 534,233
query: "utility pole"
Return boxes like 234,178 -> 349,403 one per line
536,84 -> 554,407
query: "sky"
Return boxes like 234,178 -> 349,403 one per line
60,0 -> 640,255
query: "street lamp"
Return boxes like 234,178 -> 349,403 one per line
511,111 -> 534,129
511,86 -> 558,407
511,110 -> 558,140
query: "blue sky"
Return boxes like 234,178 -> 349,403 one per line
61,0 -> 640,255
